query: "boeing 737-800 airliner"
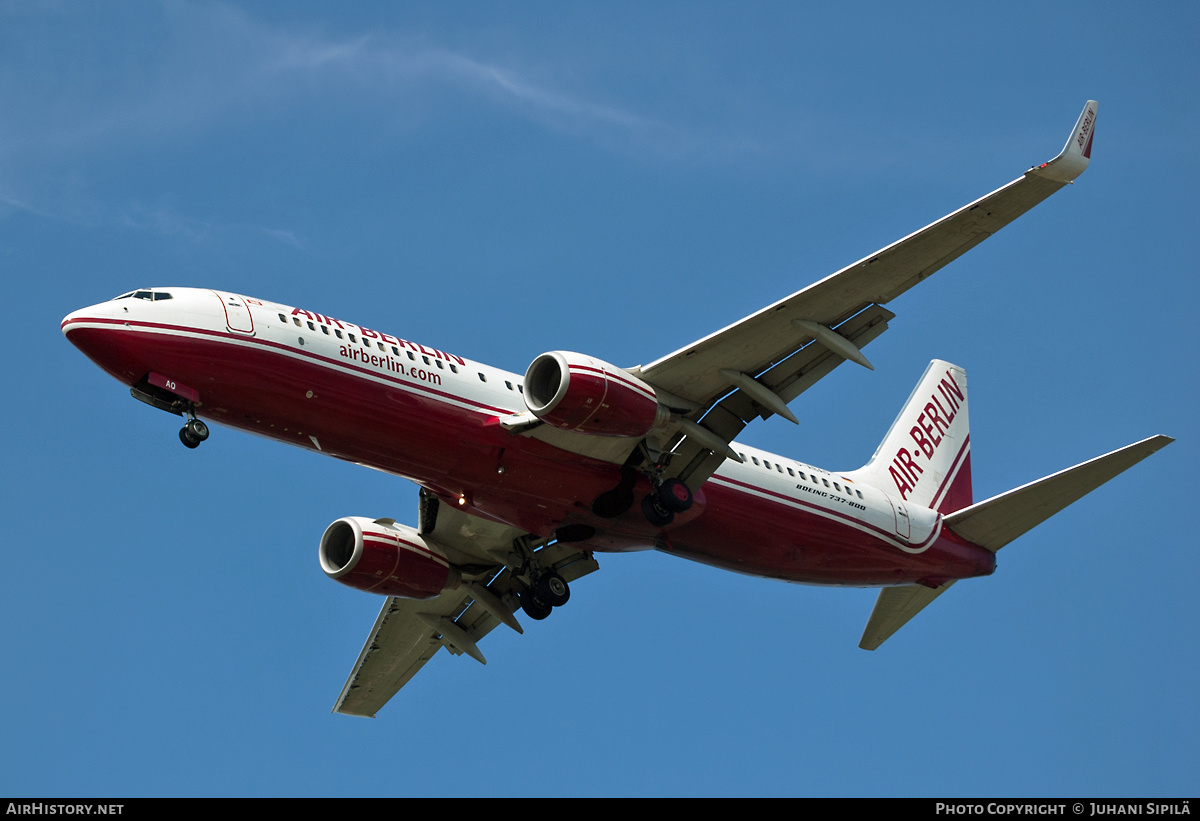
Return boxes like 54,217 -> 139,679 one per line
62,100 -> 1171,717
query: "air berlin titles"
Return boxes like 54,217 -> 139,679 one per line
1077,105 -> 1096,154
291,308 -> 464,384
889,369 -> 964,500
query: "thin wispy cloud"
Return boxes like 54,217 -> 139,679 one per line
117,202 -> 307,250
0,1 -> 664,162
0,1 -> 763,244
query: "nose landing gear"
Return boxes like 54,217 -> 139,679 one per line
178,416 -> 209,449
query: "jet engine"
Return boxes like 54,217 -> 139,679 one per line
319,516 -> 460,599
523,351 -> 669,437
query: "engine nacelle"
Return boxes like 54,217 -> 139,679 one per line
524,351 -> 668,437
319,516 -> 459,599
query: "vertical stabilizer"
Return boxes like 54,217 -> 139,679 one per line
852,359 -> 972,513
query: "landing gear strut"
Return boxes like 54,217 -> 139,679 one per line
178,416 -> 209,449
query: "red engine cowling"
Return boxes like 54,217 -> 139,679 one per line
319,517 -> 459,599
524,351 -> 667,437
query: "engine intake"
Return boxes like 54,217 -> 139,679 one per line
524,351 -> 667,437
319,517 -> 459,599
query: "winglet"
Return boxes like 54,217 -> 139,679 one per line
1030,100 -> 1097,183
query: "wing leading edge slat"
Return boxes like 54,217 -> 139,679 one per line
637,102 -> 1096,415
638,172 -> 1068,409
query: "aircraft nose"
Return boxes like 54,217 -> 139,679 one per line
61,305 -> 95,337
62,300 -> 117,341
61,301 -> 146,386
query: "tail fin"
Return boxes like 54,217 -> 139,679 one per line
859,434 -> 1173,650
852,359 -> 972,513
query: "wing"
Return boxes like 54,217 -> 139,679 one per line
635,100 -> 1098,488
333,494 -> 599,717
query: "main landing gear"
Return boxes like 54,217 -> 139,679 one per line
640,478 -> 693,527
508,534 -> 577,622
590,459 -> 695,528
178,416 -> 210,449
519,570 -> 570,621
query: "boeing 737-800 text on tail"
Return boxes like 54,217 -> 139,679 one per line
62,100 -> 1171,717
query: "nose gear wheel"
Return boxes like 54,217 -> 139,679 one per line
179,416 -> 209,449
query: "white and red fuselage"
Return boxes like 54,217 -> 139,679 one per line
62,287 -> 995,591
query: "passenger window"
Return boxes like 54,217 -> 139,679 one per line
335,329 -> 343,339
321,326 -> 329,335
751,457 -> 760,466
422,356 -> 430,365
348,334 -> 356,343
450,364 -> 459,374
435,360 -> 444,369
505,381 -> 513,390
787,468 -> 794,477
407,352 -> 415,361
391,346 -> 399,355
307,321 -> 315,331
293,317 -> 301,327
278,313 -> 286,322
478,373 -> 487,382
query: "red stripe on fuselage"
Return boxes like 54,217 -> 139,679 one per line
65,314 -> 996,586
63,316 -> 512,415
708,472 -> 939,550
666,475 -> 992,585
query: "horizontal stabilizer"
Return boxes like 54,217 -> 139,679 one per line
944,435 -> 1172,552
859,581 -> 956,651
859,434 -> 1171,651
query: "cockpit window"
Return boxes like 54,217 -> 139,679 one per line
114,289 -> 172,301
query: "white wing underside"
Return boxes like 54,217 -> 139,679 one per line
524,102 -> 1098,491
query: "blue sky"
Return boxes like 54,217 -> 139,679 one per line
2,1 -> 1196,797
